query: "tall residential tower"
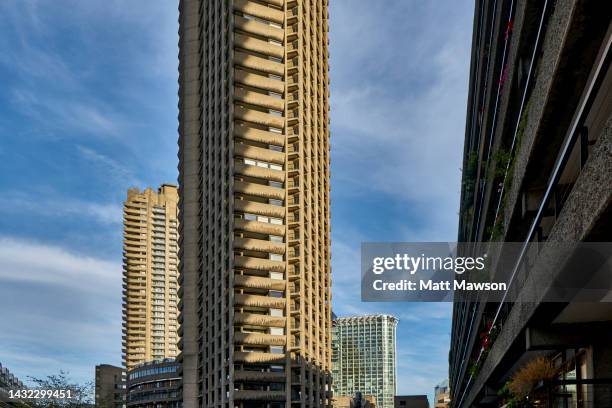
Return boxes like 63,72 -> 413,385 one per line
122,185 -> 180,370
177,1 -> 332,408
332,315 -> 398,408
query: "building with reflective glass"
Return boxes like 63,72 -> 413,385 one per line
332,315 -> 398,408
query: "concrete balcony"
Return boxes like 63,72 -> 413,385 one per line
234,180 -> 285,201
233,390 -> 286,401
235,162 -> 285,183
234,351 -> 286,364
234,15 -> 284,42
234,332 -> 286,346
234,312 -> 286,328
235,87 -> 285,112
233,0 -> 285,25
234,218 -> 285,236
234,293 -> 286,309
234,274 -> 286,291
234,199 -> 285,219
234,370 -> 286,382
234,255 -> 286,272
234,143 -> 285,164
235,69 -> 284,94
235,123 -> 285,146
235,33 -> 284,59
234,237 -> 285,254
234,51 -> 284,77
234,105 -> 285,129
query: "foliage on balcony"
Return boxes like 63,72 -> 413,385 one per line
497,356 -> 558,407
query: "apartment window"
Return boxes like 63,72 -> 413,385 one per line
270,272 -> 283,280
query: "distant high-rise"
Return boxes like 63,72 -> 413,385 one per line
332,315 -> 398,408
122,185 -> 179,370
177,0 -> 332,407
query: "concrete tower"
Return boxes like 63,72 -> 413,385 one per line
177,0 -> 332,407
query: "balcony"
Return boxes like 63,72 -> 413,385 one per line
234,105 -> 285,129
235,162 -> 285,183
234,351 -> 286,364
234,51 -> 284,77
234,370 -> 286,382
233,15 -> 284,42
234,123 -> 285,146
234,218 -> 285,236
233,0 -> 285,25
234,293 -> 286,309
234,87 -> 285,112
234,33 -> 284,60
234,237 -> 285,254
235,255 -> 285,272
234,332 -> 286,346
234,274 -> 286,291
234,200 -> 285,219
234,312 -> 286,328
234,180 -> 285,201
233,390 -> 286,401
234,143 -> 285,165
235,69 -> 284,94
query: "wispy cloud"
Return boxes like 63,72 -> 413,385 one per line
0,192 -> 122,225
76,145 -> 142,187
0,236 -> 120,292
0,237 -> 122,383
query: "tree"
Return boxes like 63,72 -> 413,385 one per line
13,371 -> 94,408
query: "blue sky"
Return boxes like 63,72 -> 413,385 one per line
0,0 -> 473,401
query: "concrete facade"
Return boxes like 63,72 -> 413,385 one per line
451,0 -> 612,407
177,1 -> 332,407
95,364 -> 126,408
122,185 -> 180,370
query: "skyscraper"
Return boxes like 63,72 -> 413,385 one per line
177,1 -> 332,407
122,185 -> 180,370
332,315 -> 398,408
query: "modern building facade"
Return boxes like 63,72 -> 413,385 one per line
393,396 -> 429,408
126,359 -> 181,408
451,0 -> 612,407
95,364 -> 126,408
332,315 -> 397,408
122,185 -> 180,370
432,381 -> 449,408
177,1 -> 332,407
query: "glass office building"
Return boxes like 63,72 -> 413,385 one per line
332,315 -> 398,408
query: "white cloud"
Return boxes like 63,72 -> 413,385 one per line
0,191 -> 122,225
0,236 -> 120,293
76,145 -> 142,187
0,237 -> 123,383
